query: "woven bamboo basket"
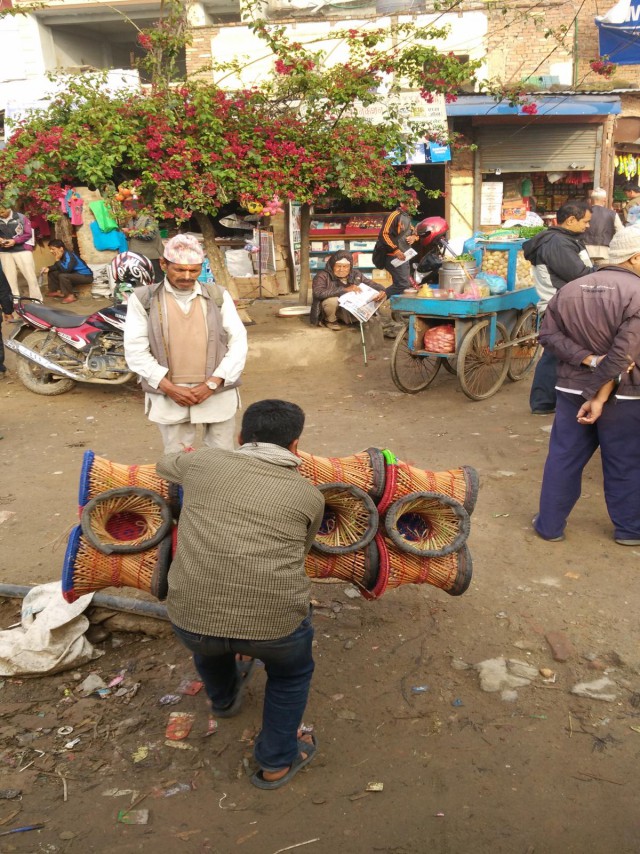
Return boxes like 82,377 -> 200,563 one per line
305,537 -> 379,592
384,491 -> 470,557
312,483 -> 378,555
78,450 -> 182,517
393,462 -> 479,514
80,487 -> 173,555
384,540 -> 472,596
61,525 -> 173,603
298,449 -> 385,501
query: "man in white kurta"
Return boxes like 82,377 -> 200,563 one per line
124,234 -> 248,453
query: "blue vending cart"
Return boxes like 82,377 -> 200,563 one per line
389,241 -> 540,401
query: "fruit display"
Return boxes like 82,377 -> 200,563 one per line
515,254 -> 534,288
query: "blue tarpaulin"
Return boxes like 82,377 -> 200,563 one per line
596,0 -> 640,65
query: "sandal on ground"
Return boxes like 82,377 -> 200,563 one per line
250,735 -> 318,790
210,658 -> 256,718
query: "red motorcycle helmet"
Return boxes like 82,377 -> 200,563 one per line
416,216 -> 449,248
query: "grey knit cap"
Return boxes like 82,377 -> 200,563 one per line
608,225 -> 640,265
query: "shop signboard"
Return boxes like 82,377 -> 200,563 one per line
596,0 -> 640,65
354,91 -> 447,137
480,182 -> 504,226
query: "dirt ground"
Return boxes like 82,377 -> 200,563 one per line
0,295 -> 639,854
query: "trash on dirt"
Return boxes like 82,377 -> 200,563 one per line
495,471 -> 515,477
630,725 -> 640,734
496,611 -> 508,619
152,783 -> 192,798
78,674 -> 107,695
299,722 -> 314,734
57,726 -> 73,737
507,660 -> 539,680
177,679 -> 203,696
117,809 -> 149,825
158,694 -> 181,706
571,677 -> 617,702
132,746 -> 150,763
0,789 -> 21,800
475,658 -> 535,693
435,812 -> 445,817
366,782 -> 383,792
564,572 -> 581,580
411,686 -> 429,694
451,698 -> 464,707
165,712 -> 194,741
451,658 -> 472,671
164,740 -> 194,750
102,789 -> 139,799
205,717 -> 218,737
94,687 -> 111,698
0,823 -> 45,838
0,510 -> 16,526
64,738 -> 81,749
540,668 -> 556,680
336,709 -> 357,721
501,689 -> 518,702
343,640 -> 354,650
343,586 -> 360,599
331,693 -> 344,701
108,675 -> 125,688
492,513 -> 510,518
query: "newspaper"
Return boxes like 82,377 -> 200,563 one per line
338,284 -> 384,323
390,247 -> 417,267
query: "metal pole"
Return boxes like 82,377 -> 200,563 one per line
359,321 -> 368,366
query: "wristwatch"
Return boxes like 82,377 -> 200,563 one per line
589,356 -> 599,370
205,379 -> 220,391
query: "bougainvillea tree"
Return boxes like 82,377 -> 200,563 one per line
0,0 -> 483,296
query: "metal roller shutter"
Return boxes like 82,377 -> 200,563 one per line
477,125 -> 598,173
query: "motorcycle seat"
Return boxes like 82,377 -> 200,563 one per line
23,304 -> 90,328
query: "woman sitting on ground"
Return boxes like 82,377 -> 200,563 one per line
42,239 -> 93,303
309,250 -> 386,331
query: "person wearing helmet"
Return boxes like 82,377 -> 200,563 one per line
123,234 -> 248,453
110,251 -> 155,304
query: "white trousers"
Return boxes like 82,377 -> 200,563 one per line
156,416 -> 237,453
0,251 -> 43,300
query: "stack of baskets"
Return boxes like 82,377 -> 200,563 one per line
61,448 -> 478,604
62,451 -> 180,603
300,449 -> 477,599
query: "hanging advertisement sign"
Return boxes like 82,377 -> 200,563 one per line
596,0 -> 640,65
288,202 -> 302,292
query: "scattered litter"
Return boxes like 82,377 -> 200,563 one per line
366,782 -> 383,792
205,717 -> 218,737
451,698 -> 464,707
343,640 -> 354,650
564,572 -> 581,580
435,812 -> 445,818
271,838 -> 320,854
117,809 -> 149,825
496,611 -> 508,619
495,471 -> 515,477
164,740 -> 194,750
475,658 -> 535,693
492,513 -> 510,518
501,690 -> 518,702
0,790 -> 21,800
571,677 -> 617,702
102,789 -> 139,799
57,726 -> 73,737
165,712 -> 194,741
451,658 -> 472,671
336,709 -> 357,721
630,726 -> 640,734
153,783 -> 192,798
540,425 -> 553,433
411,685 -> 429,694
132,746 -> 150,764
343,586 -> 360,599
331,693 -> 344,701
177,679 -> 203,696
78,674 -> 107,696
530,714 -> 547,720
540,668 -> 556,681
299,723 -> 314,734
0,511 -> 16,526
158,694 -> 181,706
0,823 -> 45,838
108,675 -> 125,688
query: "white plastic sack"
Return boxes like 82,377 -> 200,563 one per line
0,582 -> 102,676
89,263 -> 112,298
224,248 -> 254,277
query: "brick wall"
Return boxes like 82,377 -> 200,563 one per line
186,28 -> 217,78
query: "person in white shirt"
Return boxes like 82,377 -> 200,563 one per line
124,234 -> 248,453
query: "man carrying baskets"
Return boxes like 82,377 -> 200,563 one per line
158,399 -> 325,789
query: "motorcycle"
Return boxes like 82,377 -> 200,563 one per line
6,297 -> 135,396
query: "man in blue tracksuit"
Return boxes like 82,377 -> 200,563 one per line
42,239 -> 93,303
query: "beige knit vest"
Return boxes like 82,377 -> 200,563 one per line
165,294 -> 207,383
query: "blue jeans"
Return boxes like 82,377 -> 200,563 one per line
529,346 -> 557,413
536,391 -> 640,541
172,614 -> 315,772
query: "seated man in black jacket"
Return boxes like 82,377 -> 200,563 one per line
523,200 -> 594,415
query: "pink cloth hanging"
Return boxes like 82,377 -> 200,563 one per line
69,195 -> 84,226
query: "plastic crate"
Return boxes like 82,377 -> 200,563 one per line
479,239 -> 525,292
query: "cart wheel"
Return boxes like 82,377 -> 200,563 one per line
442,356 -> 457,375
507,308 -> 540,382
390,326 -> 441,393
458,320 -> 511,400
